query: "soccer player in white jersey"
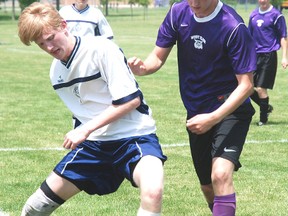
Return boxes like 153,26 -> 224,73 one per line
60,0 -> 114,129
129,0 -> 257,215
59,0 -> 113,39
18,2 -> 166,216
248,0 -> 288,126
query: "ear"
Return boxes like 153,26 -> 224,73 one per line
60,20 -> 69,35
60,20 -> 67,29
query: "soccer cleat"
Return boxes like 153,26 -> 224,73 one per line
257,121 -> 266,126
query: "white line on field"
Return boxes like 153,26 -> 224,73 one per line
0,139 -> 287,152
0,147 -> 64,152
0,210 -> 10,216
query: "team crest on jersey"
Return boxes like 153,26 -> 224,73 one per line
73,86 -> 80,98
57,75 -> 64,83
74,23 -> 81,32
191,35 -> 206,49
256,19 -> 264,27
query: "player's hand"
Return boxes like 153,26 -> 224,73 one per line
281,57 -> 288,69
128,57 -> 146,76
63,128 -> 89,150
186,113 -> 216,134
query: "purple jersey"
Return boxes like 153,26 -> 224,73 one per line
156,1 -> 256,117
248,6 -> 287,53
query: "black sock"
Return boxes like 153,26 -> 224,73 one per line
259,97 -> 269,123
250,90 -> 260,106
208,202 -> 214,212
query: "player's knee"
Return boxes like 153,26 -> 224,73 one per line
141,185 -> 163,207
21,181 -> 65,216
211,168 -> 231,186
149,186 -> 163,200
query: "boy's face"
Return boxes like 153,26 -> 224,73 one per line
75,0 -> 89,6
258,0 -> 270,10
187,0 -> 217,18
35,22 -> 72,61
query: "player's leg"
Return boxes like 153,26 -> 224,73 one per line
250,59 -> 261,107
133,155 -> 164,216
257,87 -> 269,125
200,184 -> 214,212
255,52 -> 277,125
250,88 -> 260,106
210,103 -> 254,215
21,172 -> 80,216
187,127 -> 216,212
118,134 -> 166,215
251,89 -> 273,110
251,87 -> 273,126
211,157 -> 236,216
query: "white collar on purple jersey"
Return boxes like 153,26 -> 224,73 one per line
259,5 -> 273,14
194,1 -> 223,23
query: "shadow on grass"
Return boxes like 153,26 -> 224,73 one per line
0,14 -> 19,21
251,120 -> 288,126
264,120 -> 288,126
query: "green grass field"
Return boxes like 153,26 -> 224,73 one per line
0,4 -> 288,216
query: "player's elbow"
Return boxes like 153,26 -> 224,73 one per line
248,84 -> 254,96
243,81 -> 254,97
248,75 -> 255,95
132,96 -> 141,108
239,72 -> 254,96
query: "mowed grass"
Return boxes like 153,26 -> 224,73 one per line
0,4 -> 288,216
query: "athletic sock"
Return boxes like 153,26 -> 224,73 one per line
250,90 -> 260,106
213,193 -> 236,216
259,97 -> 269,123
208,202 -> 214,212
137,207 -> 161,216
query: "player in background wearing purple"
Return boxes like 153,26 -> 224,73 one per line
59,0 -> 113,39
18,2 -> 166,215
248,0 -> 287,126
128,0 -> 256,215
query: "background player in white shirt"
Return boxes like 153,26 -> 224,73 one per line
59,0 -> 113,39
18,2 -> 166,216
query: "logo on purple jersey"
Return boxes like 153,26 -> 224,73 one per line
256,19 -> 264,27
191,35 -> 206,49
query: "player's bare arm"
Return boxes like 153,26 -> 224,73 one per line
187,72 -> 254,134
63,96 -> 141,149
280,37 -> 288,69
128,46 -> 172,76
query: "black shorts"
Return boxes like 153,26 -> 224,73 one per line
253,51 -> 277,89
187,102 -> 255,185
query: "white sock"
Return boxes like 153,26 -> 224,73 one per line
137,207 -> 161,216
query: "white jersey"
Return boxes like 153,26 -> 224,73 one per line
50,36 -> 156,141
59,4 -> 113,39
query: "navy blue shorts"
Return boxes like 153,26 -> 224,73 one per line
53,134 -> 167,195
187,103 -> 255,185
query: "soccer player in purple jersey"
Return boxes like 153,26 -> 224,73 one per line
18,2 -> 166,216
128,0 -> 257,215
248,0 -> 288,126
